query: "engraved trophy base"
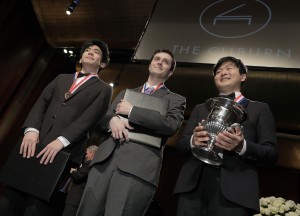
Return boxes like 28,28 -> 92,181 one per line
192,146 -> 222,166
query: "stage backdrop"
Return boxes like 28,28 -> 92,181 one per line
133,0 -> 300,69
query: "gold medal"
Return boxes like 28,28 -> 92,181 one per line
65,92 -> 72,100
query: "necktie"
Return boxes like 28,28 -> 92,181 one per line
144,86 -> 155,94
77,72 -> 90,78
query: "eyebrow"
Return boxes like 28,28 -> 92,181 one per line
87,46 -> 101,52
154,56 -> 171,62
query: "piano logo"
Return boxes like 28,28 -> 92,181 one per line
199,0 -> 271,38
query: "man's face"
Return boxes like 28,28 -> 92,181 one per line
148,52 -> 173,80
80,45 -> 106,69
85,150 -> 95,161
214,61 -> 247,94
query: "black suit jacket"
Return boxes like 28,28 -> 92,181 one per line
173,100 -> 278,211
91,87 -> 186,187
22,74 -> 112,164
65,160 -> 91,205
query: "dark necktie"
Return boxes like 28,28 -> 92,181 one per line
77,72 -> 90,78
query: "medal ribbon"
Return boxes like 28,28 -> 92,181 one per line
234,94 -> 246,104
68,72 -> 98,94
142,83 -> 164,94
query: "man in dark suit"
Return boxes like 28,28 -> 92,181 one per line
62,145 -> 98,216
174,56 -> 278,216
0,39 -> 112,216
76,49 -> 186,216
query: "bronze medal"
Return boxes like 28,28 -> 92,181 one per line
65,92 -> 72,100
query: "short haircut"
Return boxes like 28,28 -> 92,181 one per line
213,56 -> 247,76
86,145 -> 98,153
80,39 -> 110,65
150,49 -> 176,72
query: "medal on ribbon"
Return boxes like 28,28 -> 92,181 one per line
64,92 -> 72,100
64,72 -> 98,100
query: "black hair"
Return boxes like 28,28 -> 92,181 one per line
213,56 -> 247,76
213,56 -> 248,86
150,49 -> 176,72
79,39 -> 110,65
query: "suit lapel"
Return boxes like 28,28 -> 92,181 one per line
65,76 -> 99,101
130,86 -> 169,98
239,98 -> 249,108
152,88 -> 169,97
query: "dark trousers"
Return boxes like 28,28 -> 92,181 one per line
0,187 -> 66,216
77,149 -> 156,216
62,203 -> 78,216
177,165 -> 255,216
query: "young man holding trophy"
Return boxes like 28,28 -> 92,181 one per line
174,56 -> 278,216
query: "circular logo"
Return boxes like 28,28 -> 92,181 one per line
199,0 -> 271,38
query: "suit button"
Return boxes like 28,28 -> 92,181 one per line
62,103 -> 66,106
53,115 -> 57,118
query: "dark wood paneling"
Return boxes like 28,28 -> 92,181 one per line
0,0 -> 45,115
0,0 -> 75,166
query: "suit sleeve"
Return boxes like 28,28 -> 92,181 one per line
128,93 -> 186,137
71,163 -> 90,184
242,103 -> 278,165
176,104 -> 202,154
22,75 -> 58,131
99,90 -> 126,130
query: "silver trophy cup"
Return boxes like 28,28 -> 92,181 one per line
191,97 -> 247,166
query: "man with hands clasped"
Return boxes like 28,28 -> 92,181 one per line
0,39 -> 112,216
174,56 -> 278,216
77,49 -> 186,216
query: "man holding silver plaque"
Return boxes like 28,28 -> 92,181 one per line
174,56 -> 278,216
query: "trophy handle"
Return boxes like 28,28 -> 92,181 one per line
191,121 -> 222,166
227,123 -> 243,135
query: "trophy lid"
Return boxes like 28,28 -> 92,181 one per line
205,97 -> 248,124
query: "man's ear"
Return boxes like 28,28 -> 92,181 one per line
99,62 -> 107,69
241,74 -> 247,82
79,59 -> 82,64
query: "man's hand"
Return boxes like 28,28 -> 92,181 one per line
192,125 -> 210,147
115,99 -> 133,116
36,140 -> 64,165
20,131 -> 39,158
215,126 -> 244,152
70,168 -> 77,173
109,116 -> 134,142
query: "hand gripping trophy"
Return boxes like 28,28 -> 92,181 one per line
191,97 -> 247,166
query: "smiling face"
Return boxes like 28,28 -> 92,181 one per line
148,52 -> 174,80
79,45 -> 107,72
214,61 -> 247,94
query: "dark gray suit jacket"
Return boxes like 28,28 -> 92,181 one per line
23,73 -> 112,164
173,100 -> 278,212
65,160 -> 91,206
91,87 -> 186,187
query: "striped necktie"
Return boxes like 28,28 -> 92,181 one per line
144,86 -> 155,94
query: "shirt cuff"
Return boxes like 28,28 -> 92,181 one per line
57,136 -> 70,147
128,107 -> 134,118
24,127 -> 39,134
190,135 -> 194,148
238,140 -> 247,156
